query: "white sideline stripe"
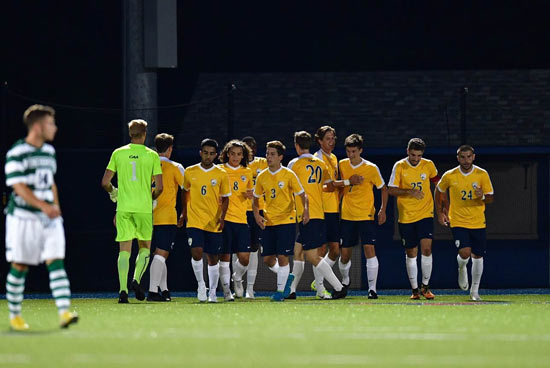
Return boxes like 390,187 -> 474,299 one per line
0,354 -> 31,364
7,274 -> 25,285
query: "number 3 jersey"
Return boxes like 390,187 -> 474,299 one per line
436,165 -> 494,229
183,164 -> 231,232
388,158 -> 438,224
5,139 -> 57,219
223,163 -> 253,224
106,143 -> 162,213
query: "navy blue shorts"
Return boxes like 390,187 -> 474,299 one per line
247,210 -> 263,251
186,227 -> 222,255
261,223 -> 295,256
222,221 -> 251,254
398,217 -> 434,249
152,225 -> 177,252
296,219 -> 326,250
325,212 -> 340,243
451,227 -> 487,256
340,220 -> 376,248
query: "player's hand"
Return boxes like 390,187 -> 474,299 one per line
109,187 -> 118,203
254,214 -> 266,230
302,210 -> 310,225
349,174 -> 364,185
438,212 -> 450,227
152,199 -> 158,210
177,212 -> 186,228
377,210 -> 386,225
218,217 -> 225,231
474,186 -> 484,199
243,189 -> 254,200
42,203 -> 61,219
410,188 -> 424,200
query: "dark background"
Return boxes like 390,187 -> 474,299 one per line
2,1 -> 549,292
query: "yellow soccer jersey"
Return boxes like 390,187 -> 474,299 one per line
253,166 -> 304,226
153,157 -> 185,225
183,164 -> 231,232
288,154 -> 331,221
437,165 -> 494,229
388,157 -> 438,224
339,158 -> 385,221
247,157 -> 268,211
314,149 -> 340,213
223,164 -> 253,224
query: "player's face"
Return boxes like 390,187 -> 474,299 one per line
457,150 -> 475,171
200,146 -> 217,167
228,146 -> 243,167
407,149 -> 424,166
319,131 -> 336,153
39,115 -> 58,142
266,147 -> 282,168
345,146 -> 362,164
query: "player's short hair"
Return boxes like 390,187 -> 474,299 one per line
242,136 -> 256,150
407,138 -> 426,152
23,105 -> 55,128
154,133 -> 174,153
344,134 -> 363,149
294,131 -> 312,150
200,138 -> 218,151
219,140 -> 252,167
128,119 -> 148,139
266,140 -> 285,156
457,145 -> 475,154
314,125 -> 336,143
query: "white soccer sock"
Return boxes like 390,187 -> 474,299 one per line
405,256 -> 418,289
159,260 -> 168,292
191,258 -> 205,286
208,263 -> 220,295
457,254 -> 470,269
421,254 -> 433,286
269,259 -> 280,274
233,259 -> 248,282
312,265 -> 326,293
339,258 -> 351,286
149,254 -> 165,292
366,256 -> 379,293
247,251 -> 258,292
290,261 -> 305,293
277,264 -> 290,292
316,259 -> 342,291
324,254 -> 336,268
471,257 -> 484,294
219,261 -> 231,294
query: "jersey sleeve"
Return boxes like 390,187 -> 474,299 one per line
372,164 -> 385,189
106,151 -> 117,172
182,169 -> 191,191
152,154 -> 162,176
290,170 -> 305,195
253,174 -> 264,198
176,164 -> 185,188
436,172 -> 450,192
429,161 -> 438,178
387,162 -> 401,188
481,171 -> 494,195
220,171 -> 231,197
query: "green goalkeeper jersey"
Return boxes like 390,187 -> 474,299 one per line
106,143 -> 162,213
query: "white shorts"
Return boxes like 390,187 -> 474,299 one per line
5,214 -> 66,265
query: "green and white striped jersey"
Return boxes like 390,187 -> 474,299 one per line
4,139 -> 57,218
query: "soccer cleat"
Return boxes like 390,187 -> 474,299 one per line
208,292 -> 218,303
470,292 -> 482,301
197,284 -> 207,302
285,292 -> 296,300
60,311 -> 79,329
331,287 -> 347,300
118,290 -> 129,304
146,291 -> 165,302
310,280 -> 317,291
410,288 -> 420,300
130,279 -> 145,301
316,290 -> 332,300
161,290 -> 171,302
245,289 -> 255,299
368,290 -> 378,299
224,291 -> 235,302
233,276 -> 244,298
421,284 -> 435,300
10,316 -> 29,331
458,267 -> 469,291
283,274 -> 295,298
270,291 -> 285,302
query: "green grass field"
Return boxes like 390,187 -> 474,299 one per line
1,293 -> 550,367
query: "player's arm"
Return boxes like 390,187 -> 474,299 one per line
252,196 -> 266,229
325,174 -> 363,191
298,191 -> 309,225
177,189 -> 188,228
387,186 -> 424,200
101,169 -> 119,203
219,196 -> 229,230
435,188 -> 450,226
473,185 -> 494,204
152,173 -> 163,200
377,185 -> 388,225
11,182 -> 61,219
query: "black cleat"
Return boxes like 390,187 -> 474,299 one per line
118,290 -> 129,304
368,290 -> 378,299
161,290 -> 171,302
147,291 -> 165,302
131,279 -> 145,301
285,292 -> 296,300
331,287 -> 347,300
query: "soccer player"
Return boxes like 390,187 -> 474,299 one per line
435,145 -> 494,301
218,140 -> 254,300
388,138 -> 438,300
181,139 -> 231,303
287,131 -> 347,300
241,136 -> 267,298
339,134 -> 388,299
4,105 -> 78,330
253,140 -> 306,301
147,133 -> 185,302
102,119 -> 163,303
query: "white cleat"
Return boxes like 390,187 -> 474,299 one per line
316,290 -> 332,300
458,267 -> 469,291
224,291 -> 235,302
245,289 -> 255,299
208,292 -> 218,303
470,292 -> 482,301
233,276 -> 244,298
197,283 -> 207,302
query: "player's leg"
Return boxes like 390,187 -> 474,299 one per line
271,224 -> 294,301
289,238 -> 304,298
188,228 -> 207,302
232,223 -> 250,298
452,227 -> 471,291
417,218 -> 435,299
362,221 -> 379,299
148,225 -> 174,301
339,220 -> 357,287
400,222 -> 420,299
115,212 -> 134,302
205,232 -> 222,303
6,263 -> 29,330
469,229 -> 487,301
313,213 -> 340,292
132,213 -> 153,301
219,223 -> 234,301
245,210 -> 261,298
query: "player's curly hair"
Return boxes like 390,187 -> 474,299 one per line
314,125 -> 336,143
219,140 -> 252,167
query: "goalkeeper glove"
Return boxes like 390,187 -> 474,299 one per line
109,187 -> 118,203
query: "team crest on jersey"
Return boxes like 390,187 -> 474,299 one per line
420,173 -> 427,180
455,240 -> 460,248
278,181 -> 285,189
256,169 -> 261,175
241,175 -> 247,182
188,238 -> 193,246
211,179 -> 217,186
472,182 -> 479,189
